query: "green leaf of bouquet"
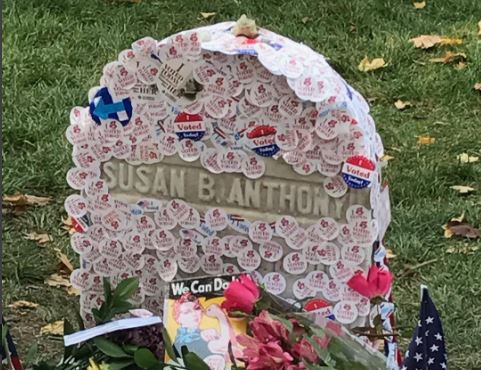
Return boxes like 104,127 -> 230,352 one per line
93,337 -> 131,358
91,308 -> 103,324
123,344 -> 140,355
103,277 -> 113,305
162,327 -> 178,362
305,336 -> 336,368
111,301 -> 134,315
134,348 -> 159,369
113,277 -> 139,301
183,352 -> 211,370
108,359 -> 135,370
180,345 -> 189,359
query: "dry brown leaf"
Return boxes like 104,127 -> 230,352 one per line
7,300 -> 39,309
409,35 -> 462,49
301,17 -> 311,24
62,216 -> 77,235
67,286 -> 81,296
55,249 -> 74,273
413,1 -> 426,9
478,21 -> 481,37
442,213 -> 480,239
456,153 -> 479,163
199,12 -> 216,20
24,232 -> 52,245
474,82 -> 481,91
40,320 -> 64,336
3,193 -> 51,206
394,100 -> 412,110
417,135 -> 435,145
429,52 -> 466,64
450,185 -> 475,194
446,245 -> 479,255
45,273 -> 71,288
358,57 -> 387,72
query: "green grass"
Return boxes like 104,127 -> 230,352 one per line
2,0 -> 481,368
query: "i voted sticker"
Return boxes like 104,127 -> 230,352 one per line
341,244 -> 365,266
323,175 -> 348,198
238,248 -> 262,272
329,260 -> 355,283
241,156 -> 266,179
306,270 -> 329,292
200,253 -> 223,275
263,272 -> 287,295
333,301 -> 359,324
174,112 -> 205,141
275,216 -> 299,238
318,242 -> 340,265
204,207 -> 228,231
249,221 -> 273,244
259,240 -> 284,262
283,251 -> 307,275
65,194 -> 89,218
292,278 -> 315,300
341,155 -> 376,189
178,255 -> 201,273
322,278 -> 342,302
318,217 -> 340,241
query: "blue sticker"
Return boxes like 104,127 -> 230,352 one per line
174,112 -> 206,141
341,155 -> 376,189
89,87 -> 133,126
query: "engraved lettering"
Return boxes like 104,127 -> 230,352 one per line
227,178 -> 244,207
198,173 -> 215,201
135,165 -> 152,193
279,184 -> 296,213
170,169 -> 185,198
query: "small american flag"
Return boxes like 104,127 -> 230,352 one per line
402,286 -> 448,370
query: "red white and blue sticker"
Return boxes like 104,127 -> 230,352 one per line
89,87 -> 133,126
245,124 -> 280,157
341,155 -> 376,189
174,112 -> 206,141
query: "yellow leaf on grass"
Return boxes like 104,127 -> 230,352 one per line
24,232 -> 52,245
56,250 -> 74,273
429,52 -> 466,64
301,17 -> 311,24
450,185 -> 475,194
456,153 -> 479,163
386,249 -> 396,259
199,12 -> 216,20
478,21 -> 481,37
40,320 -> 64,336
417,135 -> 435,144
381,154 -> 395,162
409,35 -> 462,49
413,1 -> 426,9
7,300 -> 39,309
45,273 -> 71,288
358,57 -> 387,72
67,286 -> 81,296
3,193 -> 52,206
474,82 -> 481,91
394,100 -> 412,110
446,245 -> 479,255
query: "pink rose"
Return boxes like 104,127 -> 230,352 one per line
292,338 -> 317,363
222,274 -> 261,314
250,310 -> 290,344
347,265 -> 393,298
237,335 -> 294,370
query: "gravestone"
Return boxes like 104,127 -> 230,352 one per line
66,21 -> 392,335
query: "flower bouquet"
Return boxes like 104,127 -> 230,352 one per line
221,274 -> 388,370
30,277 -> 210,370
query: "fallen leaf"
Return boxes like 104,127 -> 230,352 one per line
358,57 -> 387,72
3,193 -> 51,206
381,154 -> 395,162
199,12 -> 216,20
24,232 -> 52,245
62,216 -> 77,235
450,185 -> 475,194
67,286 -> 81,296
45,273 -> 71,288
454,61 -> 467,70
456,153 -> 479,163
301,17 -> 311,24
413,1 -> 426,9
386,249 -> 396,259
400,258 -> 438,278
54,249 -> 74,273
394,100 -> 412,110
446,245 -> 479,255
429,52 -> 466,64
442,213 -> 480,239
40,321 -> 64,336
409,35 -> 462,49
474,82 -> 481,91
7,300 -> 39,309
478,21 -> 481,37
417,135 -> 435,145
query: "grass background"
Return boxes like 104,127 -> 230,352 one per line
2,0 -> 481,368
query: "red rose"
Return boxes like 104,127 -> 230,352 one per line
222,274 -> 260,314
